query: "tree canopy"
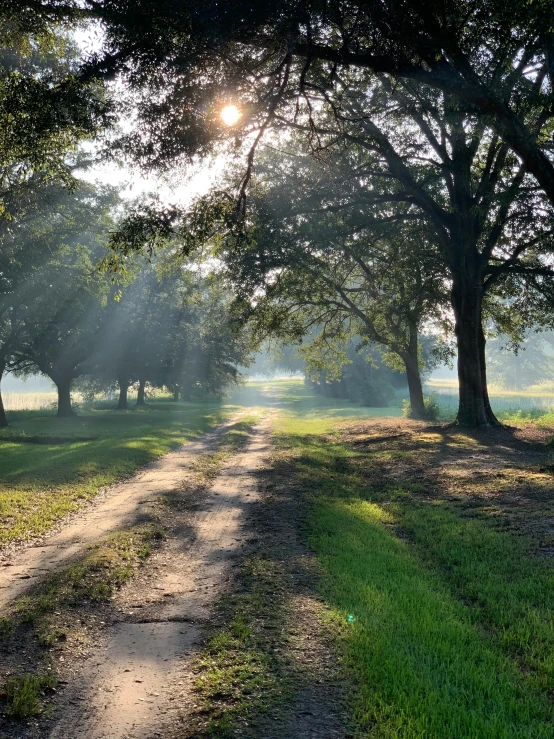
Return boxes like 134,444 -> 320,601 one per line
2,1 -> 554,427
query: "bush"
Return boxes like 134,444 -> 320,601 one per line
403,393 -> 440,421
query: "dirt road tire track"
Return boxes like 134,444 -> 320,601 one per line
39,416 -> 271,739
0,417 -> 245,609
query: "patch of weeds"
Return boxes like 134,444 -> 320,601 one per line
0,672 -> 58,719
37,627 -> 67,648
189,554 -> 290,738
14,525 -> 164,630
0,616 -> 14,641
402,394 -> 440,421
220,417 -> 260,454
193,418 -> 259,482
194,451 -> 229,481
162,487 -> 199,511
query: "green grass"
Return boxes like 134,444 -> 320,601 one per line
8,378 -> 554,735
271,404 -> 554,738
0,672 -> 58,719
0,400 -> 229,546
229,378 -> 402,419
426,391 -> 554,421
192,553 -> 290,738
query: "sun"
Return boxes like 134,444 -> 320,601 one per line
221,104 -> 242,126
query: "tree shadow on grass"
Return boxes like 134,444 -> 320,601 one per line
268,421 -> 554,737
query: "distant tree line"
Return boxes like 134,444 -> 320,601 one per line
5,1 -> 554,427
0,177 -> 250,425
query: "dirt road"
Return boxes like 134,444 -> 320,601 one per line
35,416 -> 272,739
1,408 -> 346,739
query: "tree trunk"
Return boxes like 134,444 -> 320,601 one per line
117,375 -> 129,410
478,322 -> 499,424
172,387 -> 180,402
0,362 -> 8,427
452,274 -> 499,427
56,376 -> 75,418
136,378 -> 146,406
403,356 -> 426,420
399,326 -> 426,419
319,372 -> 330,396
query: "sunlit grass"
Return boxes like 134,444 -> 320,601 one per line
272,413 -> 554,737
229,378 -> 402,420
241,376 -> 554,424
0,401 -> 230,547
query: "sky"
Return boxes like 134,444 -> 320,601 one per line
73,24 -> 229,207
76,148 -> 227,208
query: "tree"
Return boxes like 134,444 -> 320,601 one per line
267,80 -> 554,426
0,15 -> 112,424
206,81 -> 551,426
0,14 -> 111,220
303,338 -> 408,408
221,146 -> 447,418
86,255 -> 252,407
9,184 -> 118,417
40,0 -> 553,214
20,0 -> 551,426
163,275 -> 252,401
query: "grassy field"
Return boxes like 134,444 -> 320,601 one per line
238,375 -> 554,424
229,378 -> 403,419
265,380 -> 554,738
5,379 -> 554,736
0,400 -> 232,548
425,377 -> 554,422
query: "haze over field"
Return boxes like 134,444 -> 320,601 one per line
3,2 -> 554,737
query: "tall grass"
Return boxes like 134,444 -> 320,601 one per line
2,392 -> 58,411
421,380 -> 554,421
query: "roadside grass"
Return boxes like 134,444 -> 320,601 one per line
0,524 -> 163,720
426,391 -> 554,421
12,526 -> 164,633
0,672 -> 58,719
2,392 -> 58,412
273,410 -> 554,738
0,401 -> 229,547
242,377 -> 554,424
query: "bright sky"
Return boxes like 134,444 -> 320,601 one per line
73,25 -> 230,207
76,149 -> 227,208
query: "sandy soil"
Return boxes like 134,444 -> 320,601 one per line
30,417 -> 272,739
